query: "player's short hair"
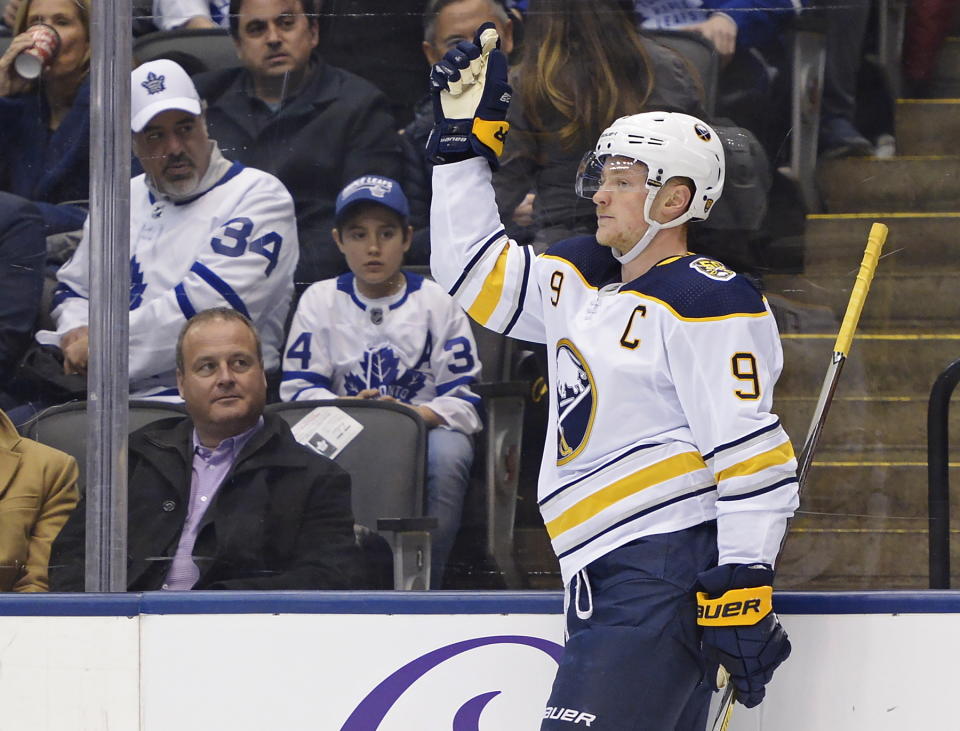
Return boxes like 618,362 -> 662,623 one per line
228,0 -> 320,39
176,308 -> 263,372
422,0 -> 509,45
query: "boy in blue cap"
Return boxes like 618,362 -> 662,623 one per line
281,175 -> 482,587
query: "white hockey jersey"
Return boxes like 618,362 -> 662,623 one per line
280,271 -> 482,436
431,158 -> 799,585
152,0 -> 230,30
38,161 -> 298,399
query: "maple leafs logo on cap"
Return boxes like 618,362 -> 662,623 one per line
141,71 -> 166,96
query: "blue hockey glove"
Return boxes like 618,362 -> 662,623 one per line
426,22 -> 512,169
696,563 -> 791,709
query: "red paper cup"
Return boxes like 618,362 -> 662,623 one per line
14,23 -> 61,80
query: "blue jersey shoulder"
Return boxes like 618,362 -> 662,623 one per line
543,236 -> 620,289
625,255 -> 766,319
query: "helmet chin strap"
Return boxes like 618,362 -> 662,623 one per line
613,223 -> 660,264
612,185 -> 691,266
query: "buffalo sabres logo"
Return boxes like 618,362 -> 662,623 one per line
690,257 -> 736,281
555,339 -> 597,465
694,123 -> 712,141
141,71 -> 166,95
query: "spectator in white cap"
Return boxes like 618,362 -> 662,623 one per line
32,58 -> 299,407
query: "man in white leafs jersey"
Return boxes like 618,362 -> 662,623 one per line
281,175 -> 480,588
427,25 -> 798,730
37,59 -> 297,400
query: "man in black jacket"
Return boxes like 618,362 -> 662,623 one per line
50,307 -> 360,591
192,0 -> 403,292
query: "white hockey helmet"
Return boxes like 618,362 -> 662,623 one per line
575,112 -> 725,261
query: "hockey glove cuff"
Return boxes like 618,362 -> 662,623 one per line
426,22 -> 512,169
696,563 -> 790,709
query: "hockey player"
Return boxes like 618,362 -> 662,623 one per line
426,24 -> 798,729
280,175 -> 481,587
35,59 -> 298,401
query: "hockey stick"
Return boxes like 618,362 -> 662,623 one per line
709,222 -> 888,731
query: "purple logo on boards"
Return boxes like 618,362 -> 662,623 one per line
341,634 -> 564,730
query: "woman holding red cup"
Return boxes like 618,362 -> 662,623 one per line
0,0 -> 92,235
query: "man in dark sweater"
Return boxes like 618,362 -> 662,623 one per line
193,0 -> 403,291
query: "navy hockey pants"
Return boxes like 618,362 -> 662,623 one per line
542,522 -> 719,731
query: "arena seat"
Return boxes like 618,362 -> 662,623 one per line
266,399 -> 434,590
643,29 -> 720,118
20,400 -> 187,494
133,28 -> 238,74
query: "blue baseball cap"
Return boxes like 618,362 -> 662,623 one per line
335,175 -> 410,223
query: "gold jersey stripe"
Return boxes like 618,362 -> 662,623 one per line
716,440 -> 795,483
545,451 -> 708,539
467,243 -> 510,325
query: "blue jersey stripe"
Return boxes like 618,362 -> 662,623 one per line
503,245 -> 532,337
717,476 -> 797,502
702,419 -> 782,462
51,282 -> 86,310
282,371 -> 331,388
447,229 -> 506,298
174,283 -> 196,320
190,261 -> 251,318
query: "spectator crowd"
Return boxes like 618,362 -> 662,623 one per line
0,0 -> 952,593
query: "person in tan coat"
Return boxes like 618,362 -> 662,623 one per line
0,408 -> 78,591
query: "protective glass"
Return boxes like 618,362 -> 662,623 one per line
574,151 -> 649,199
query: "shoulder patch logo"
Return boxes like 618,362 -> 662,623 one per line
555,339 -> 597,465
690,258 -> 736,281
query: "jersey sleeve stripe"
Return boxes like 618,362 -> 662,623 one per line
466,244 -> 510,326
289,385 -> 322,401
190,261 -> 251,318
51,282 -> 86,309
281,371 -> 331,387
715,440 -> 795,483
503,245 -> 533,336
556,485 -> 716,560
702,419 -> 782,462
174,283 -> 197,320
717,476 -> 797,502
435,375 -> 477,396
544,451 -> 709,540
447,228 -> 507,297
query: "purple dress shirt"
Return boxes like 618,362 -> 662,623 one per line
163,417 -> 264,590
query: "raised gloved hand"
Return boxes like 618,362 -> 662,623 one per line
696,563 -> 791,708
426,22 -> 512,169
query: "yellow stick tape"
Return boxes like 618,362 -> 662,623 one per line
696,586 -> 773,626
834,222 -> 887,357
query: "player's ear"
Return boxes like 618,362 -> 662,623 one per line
332,227 -> 346,253
175,368 -> 185,398
402,225 -> 414,252
664,181 -> 692,219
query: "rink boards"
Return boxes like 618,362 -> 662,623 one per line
0,591 -> 953,730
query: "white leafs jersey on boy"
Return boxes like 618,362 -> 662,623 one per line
430,158 -> 799,585
280,272 -> 482,437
